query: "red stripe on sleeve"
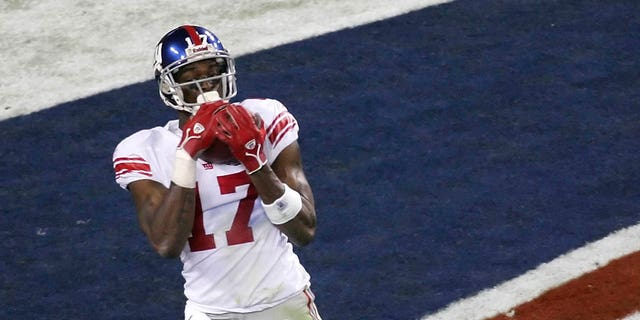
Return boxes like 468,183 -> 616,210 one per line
114,162 -> 151,174
266,111 -> 289,133
115,170 -> 153,179
272,122 -> 297,146
267,112 -> 297,144
113,156 -> 146,163
113,157 -> 152,179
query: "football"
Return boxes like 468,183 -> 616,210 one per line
199,138 -> 235,164
198,110 -> 263,164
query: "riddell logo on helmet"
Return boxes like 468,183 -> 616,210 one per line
191,46 -> 209,53
185,35 -> 212,56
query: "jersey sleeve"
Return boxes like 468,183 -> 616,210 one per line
112,128 -> 171,190
240,98 -> 300,163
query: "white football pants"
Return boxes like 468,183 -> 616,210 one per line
184,286 -> 322,320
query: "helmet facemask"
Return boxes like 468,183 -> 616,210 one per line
157,54 -> 236,115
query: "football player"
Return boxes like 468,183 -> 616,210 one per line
112,25 -> 322,320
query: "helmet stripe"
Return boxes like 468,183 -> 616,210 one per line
183,25 -> 202,45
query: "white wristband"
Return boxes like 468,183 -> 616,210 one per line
172,149 -> 196,188
261,184 -> 303,225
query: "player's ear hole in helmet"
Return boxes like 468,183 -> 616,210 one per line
154,25 -> 237,115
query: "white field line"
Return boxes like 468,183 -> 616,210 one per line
0,0 -> 453,121
421,223 -> 640,320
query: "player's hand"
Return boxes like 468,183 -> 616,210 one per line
214,104 -> 267,174
178,100 -> 228,158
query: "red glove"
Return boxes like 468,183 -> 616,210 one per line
178,100 -> 228,158
214,104 -> 267,174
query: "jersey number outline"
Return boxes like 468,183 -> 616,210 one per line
188,171 -> 257,252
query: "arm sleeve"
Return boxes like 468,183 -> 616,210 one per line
112,129 -> 169,190
241,98 -> 300,163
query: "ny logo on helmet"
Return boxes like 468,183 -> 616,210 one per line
185,34 -> 212,56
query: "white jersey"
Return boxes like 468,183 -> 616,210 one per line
112,98 -> 311,314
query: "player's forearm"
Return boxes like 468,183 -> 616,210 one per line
146,185 -> 196,258
251,166 -> 317,246
276,197 -> 317,246
250,165 -> 287,202
146,141 -> 199,257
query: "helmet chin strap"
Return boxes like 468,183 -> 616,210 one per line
192,91 -> 221,114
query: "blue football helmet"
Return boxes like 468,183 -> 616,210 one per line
153,25 -> 237,114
